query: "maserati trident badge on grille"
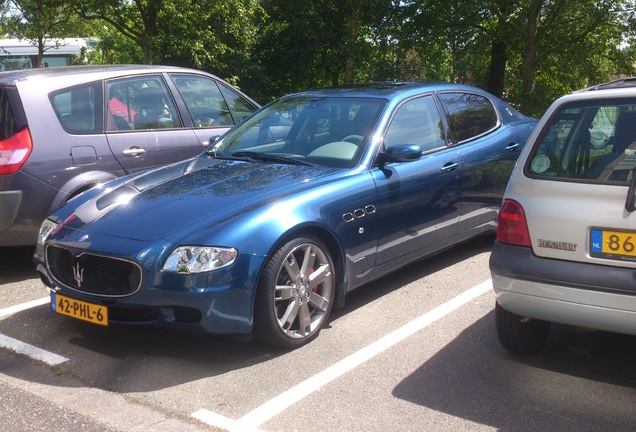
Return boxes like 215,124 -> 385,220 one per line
72,262 -> 84,288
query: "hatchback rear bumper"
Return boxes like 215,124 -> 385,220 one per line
490,241 -> 636,335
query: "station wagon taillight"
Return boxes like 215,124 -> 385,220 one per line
0,127 -> 32,175
497,199 -> 531,247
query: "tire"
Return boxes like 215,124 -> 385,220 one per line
495,301 -> 551,355
253,236 -> 335,349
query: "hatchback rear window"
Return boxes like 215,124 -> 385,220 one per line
527,101 -> 636,183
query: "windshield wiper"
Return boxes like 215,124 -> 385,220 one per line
230,151 -> 313,166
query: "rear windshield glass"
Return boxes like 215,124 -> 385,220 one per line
527,101 -> 636,183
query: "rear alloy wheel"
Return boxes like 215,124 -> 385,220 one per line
495,301 -> 551,355
254,236 -> 335,349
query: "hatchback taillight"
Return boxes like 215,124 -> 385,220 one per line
0,127 -> 32,175
497,199 -> 531,247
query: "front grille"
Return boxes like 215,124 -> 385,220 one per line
47,245 -> 142,296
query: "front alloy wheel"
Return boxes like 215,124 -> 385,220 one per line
254,236 -> 335,349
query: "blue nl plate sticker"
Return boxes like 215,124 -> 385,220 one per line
591,229 -> 603,253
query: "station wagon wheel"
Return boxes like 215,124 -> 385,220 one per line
495,302 -> 551,355
254,236 -> 335,349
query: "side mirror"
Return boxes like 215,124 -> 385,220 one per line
379,145 -> 422,164
203,135 -> 222,148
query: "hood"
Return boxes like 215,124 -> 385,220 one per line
65,156 -> 337,241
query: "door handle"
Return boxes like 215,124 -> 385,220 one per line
122,147 -> 146,157
505,142 -> 520,152
441,161 -> 460,172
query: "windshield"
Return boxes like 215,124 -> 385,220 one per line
527,101 -> 636,183
213,96 -> 386,168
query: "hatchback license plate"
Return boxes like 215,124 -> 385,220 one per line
591,229 -> 636,261
51,293 -> 108,326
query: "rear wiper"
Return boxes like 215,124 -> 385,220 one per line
230,151 -> 313,166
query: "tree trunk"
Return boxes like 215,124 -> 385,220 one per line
486,40 -> 507,99
519,0 -> 542,115
36,37 -> 44,68
343,8 -> 360,84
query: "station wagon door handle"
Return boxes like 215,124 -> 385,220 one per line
122,147 -> 146,157
505,142 -> 520,152
441,162 -> 460,172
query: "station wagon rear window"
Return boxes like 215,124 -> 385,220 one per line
527,101 -> 636,183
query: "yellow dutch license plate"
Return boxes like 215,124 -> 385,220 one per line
51,293 -> 108,326
590,229 -> 636,260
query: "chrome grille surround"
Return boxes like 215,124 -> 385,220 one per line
46,245 -> 142,297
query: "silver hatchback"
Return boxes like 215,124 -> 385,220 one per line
0,65 -> 258,246
490,77 -> 636,354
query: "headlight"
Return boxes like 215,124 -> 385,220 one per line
163,246 -> 238,274
37,219 -> 58,246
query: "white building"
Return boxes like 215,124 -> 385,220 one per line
0,38 -> 96,70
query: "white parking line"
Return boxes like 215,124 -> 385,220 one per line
193,279 -> 493,431
0,296 -> 49,319
0,333 -> 68,365
0,296 -> 68,365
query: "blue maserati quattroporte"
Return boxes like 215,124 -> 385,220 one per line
34,82 -> 536,348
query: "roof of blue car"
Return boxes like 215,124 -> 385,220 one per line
291,81 -> 488,99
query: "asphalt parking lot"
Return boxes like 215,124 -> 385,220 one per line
2,237 -> 636,432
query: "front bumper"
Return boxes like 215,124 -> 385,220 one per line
34,240 -> 266,336
490,241 -> 636,335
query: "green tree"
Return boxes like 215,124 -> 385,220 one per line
74,0 -> 162,64
1,0 -> 83,67
403,0 -> 635,115
493,0 -> 630,114
74,0 -> 263,90
249,0 -> 395,101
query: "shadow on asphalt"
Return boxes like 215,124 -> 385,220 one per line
393,311 -> 636,431
0,246 -> 37,284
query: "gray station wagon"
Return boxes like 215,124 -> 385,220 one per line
0,65 -> 259,246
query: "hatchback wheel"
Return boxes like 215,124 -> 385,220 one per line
254,236 -> 335,349
495,302 -> 550,354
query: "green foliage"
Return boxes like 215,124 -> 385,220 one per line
2,0 -> 85,67
244,0 -> 399,101
3,0 -> 636,114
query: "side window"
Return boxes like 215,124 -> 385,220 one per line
438,92 -> 498,143
106,76 -> 180,131
51,82 -> 103,134
384,95 -> 445,152
171,74 -> 236,128
219,84 -> 257,124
